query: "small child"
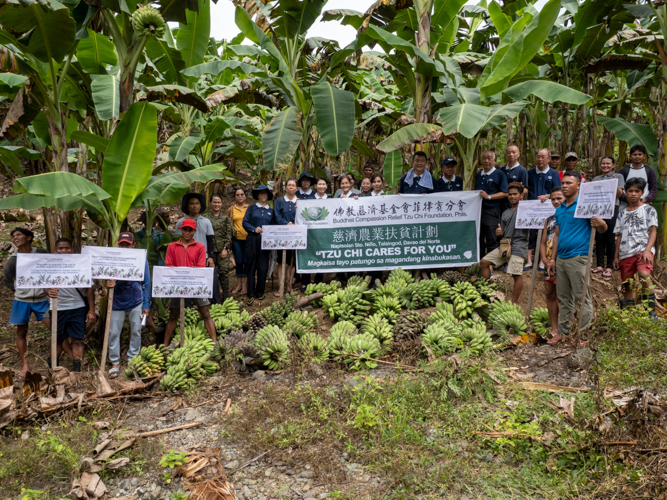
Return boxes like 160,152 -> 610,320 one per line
480,182 -> 529,303
613,177 -> 658,316
540,186 -> 565,338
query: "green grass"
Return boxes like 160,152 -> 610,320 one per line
591,306 -> 667,390
222,355 -> 646,499
0,415 -> 163,498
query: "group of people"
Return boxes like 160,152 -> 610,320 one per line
2,143 -> 660,375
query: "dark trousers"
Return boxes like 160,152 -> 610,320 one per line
246,233 -> 270,298
212,271 -> 220,304
528,229 -> 538,251
595,207 -> 619,269
480,205 -> 502,257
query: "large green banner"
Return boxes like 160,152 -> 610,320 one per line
295,193 -> 482,273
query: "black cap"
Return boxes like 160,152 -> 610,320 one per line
441,157 -> 457,166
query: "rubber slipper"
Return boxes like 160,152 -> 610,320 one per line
591,267 -> 603,273
109,366 -> 120,379
547,336 -> 564,345
602,269 -> 613,278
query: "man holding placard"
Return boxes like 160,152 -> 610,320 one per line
106,233 -> 151,379
162,218 -> 217,346
46,238 -> 96,372
546,172 -> 608,345
3,228 -> 50,376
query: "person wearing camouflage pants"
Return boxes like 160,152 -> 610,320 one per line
206,194 -> 234,302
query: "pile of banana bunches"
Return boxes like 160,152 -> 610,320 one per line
142,271 -> 552,393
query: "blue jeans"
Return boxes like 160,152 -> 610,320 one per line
232,240 -> 247,277
109,304 -> 142,365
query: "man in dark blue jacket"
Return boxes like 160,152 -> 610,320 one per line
525,148 -> 561,270
399,152 -> 434,194
435,157 -> 463,192
106,232 -> 151,379
475,150 -> 508,256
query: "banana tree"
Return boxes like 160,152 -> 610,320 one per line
231,2 -> 356,176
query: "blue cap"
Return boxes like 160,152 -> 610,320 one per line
441,157 -> 457,166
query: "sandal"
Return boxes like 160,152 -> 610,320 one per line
602,268 -> 613,278
547,335 -> 564,346
109,366 -> 120,379
247,297 -> 255,306
257,294 -> 265,301
591,267 -> 603,274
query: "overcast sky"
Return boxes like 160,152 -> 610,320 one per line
207,0 -> 551,46
209,0 -> 372,46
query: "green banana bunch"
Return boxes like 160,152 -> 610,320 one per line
252,325 -> 290,371
428,302 -> 458,326
298,332 -> 329,363
473,278 -> 498,299
530,307 -> 551,338
330,320 -> 358,337
327,329 -> 354,362
421,322 -> 463,357
459,318 -> 493,356
450,282 -> 486,318
360,313 -> 393,354
493,309 -> 527,336
371,295 -> 401,324
131,5 -> 166,38
304,281 -> 341,306
343,334 -> 381,370
386,268 -> 414,288
284,310 -> 318,338
177,307 -> 201,329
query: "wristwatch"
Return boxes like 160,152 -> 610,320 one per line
487,194 -> 491,200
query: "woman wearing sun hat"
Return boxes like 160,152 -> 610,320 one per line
242,185 -> 275,305
296,172 -> 316,200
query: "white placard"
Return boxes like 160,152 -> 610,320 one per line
516,200 -> 557,229
16,253 -> 92,289
261,225 -> 308,250
152,266 -> 214,298
574,178 -> 618,219
82,246 -> 146,281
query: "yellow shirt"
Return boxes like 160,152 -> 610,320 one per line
231,204 -> 248,240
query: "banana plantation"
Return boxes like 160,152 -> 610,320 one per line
2,0 -> 667,499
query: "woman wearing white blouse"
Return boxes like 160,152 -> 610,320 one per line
370,173 -> 385,196
314,177 -> 329,200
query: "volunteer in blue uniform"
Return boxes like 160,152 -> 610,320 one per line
296,172 -> 316,200
435,157 -> 463,192
274,178 -> 298,296
399,152 -> 434,194
475,149 -> 508,256
525,148 -> 561,270
242,185 -> 274,305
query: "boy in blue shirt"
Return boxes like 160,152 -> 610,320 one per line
475,150 -> 508,256
546,172 -> 607,345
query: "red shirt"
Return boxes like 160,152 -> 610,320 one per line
165,239 -> 206,267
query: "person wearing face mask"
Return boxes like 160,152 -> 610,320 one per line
206,193 -> 234,301
4,227 -> 50,376
274,178 -> 299,296
475,150 -> 508,257
296,172 -> 316,200
591,156 -> 624,278
399,151 -> 434,194
243,185 -> 275,305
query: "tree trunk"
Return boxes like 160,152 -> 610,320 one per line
120,74 -> 134,114
42,207 -> 58,252
413,1 -> 432,125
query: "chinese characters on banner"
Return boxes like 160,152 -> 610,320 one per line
295,193 -> 482,273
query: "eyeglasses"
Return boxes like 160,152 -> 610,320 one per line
235,193 -> 245,197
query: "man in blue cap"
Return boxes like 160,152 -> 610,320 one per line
435,157 -> 463,192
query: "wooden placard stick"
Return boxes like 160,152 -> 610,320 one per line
99,287 -> 114,374
280,249 -> 286,298
526,228 -> 543,317
50,297 -> 58,370
577,229 -> 596,335
179,298 -> 185,347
